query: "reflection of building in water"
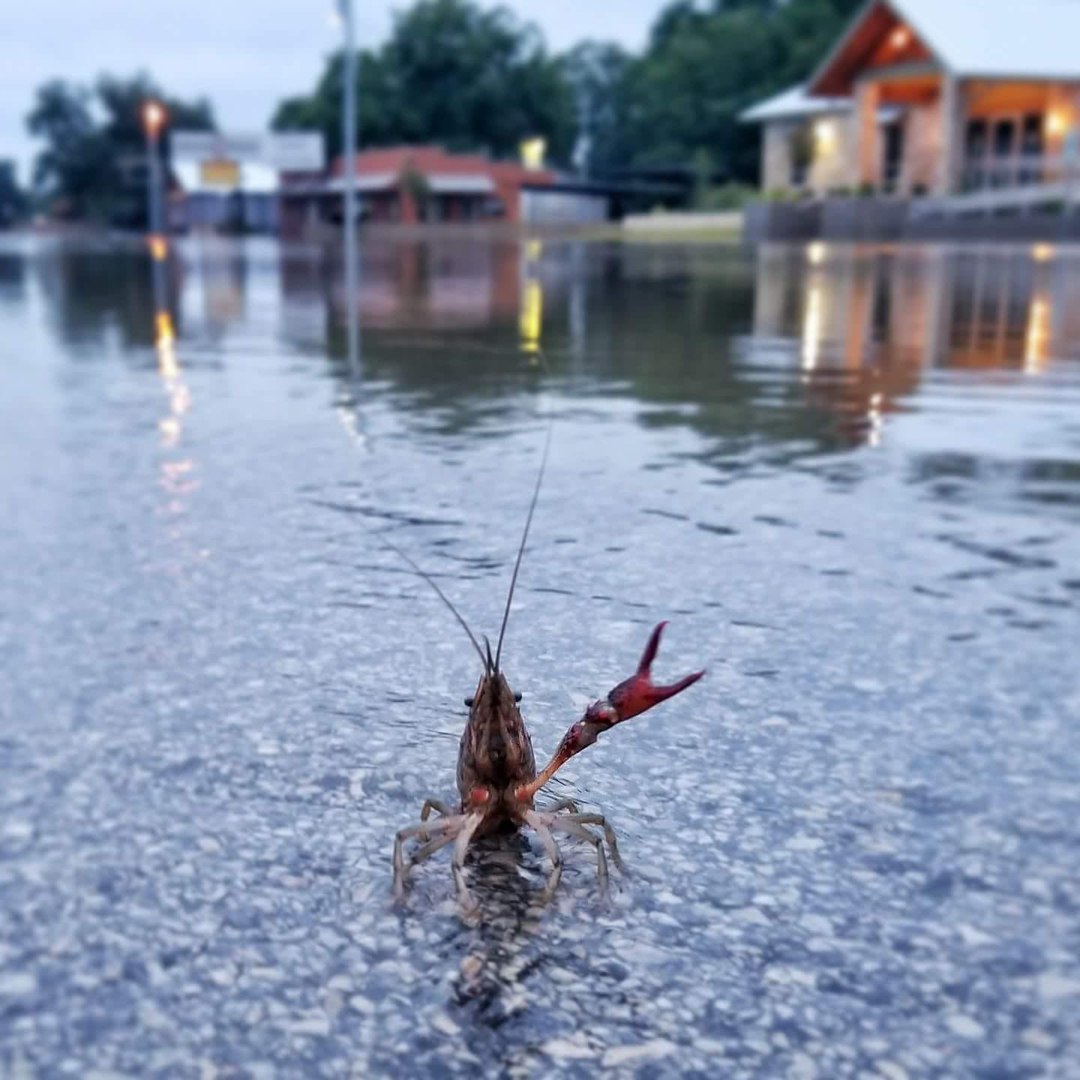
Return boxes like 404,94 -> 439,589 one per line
756,245 -> 1080,371
183,239 -> 248,336
753,245 -> 1080,441
278,240 -> 560,337
519,239 -> 544,355
0,248 -> 27,305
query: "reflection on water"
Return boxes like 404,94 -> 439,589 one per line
17,234 -> 1080,491
754,245 -> 1080,447
519,239 -> 544,358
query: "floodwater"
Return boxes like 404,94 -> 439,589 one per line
1,233 -> 1079,1078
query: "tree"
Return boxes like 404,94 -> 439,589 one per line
0,161 -> 29,226
561,41 -> 634,176
602,0 -> 868,183
272,0 -> 574,164
26,81 -> 115,219
26,73 -> 215,224
277,0 -> 868,184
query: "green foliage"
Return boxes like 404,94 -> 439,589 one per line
26,73 -> 215,224
608,0 -> 865,182
399,164 -> 432,217
560,41 -> 635,175
273,0 -> 573,163
695,181 -> 758,211
271,0 -> 868,183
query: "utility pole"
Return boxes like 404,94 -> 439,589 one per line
142,100 -> 167,238
340,0 -> 360,371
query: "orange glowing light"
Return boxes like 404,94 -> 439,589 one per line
890,25 -> 911,49
1045,110 -> 1069,138
148,235 -> 168,261
155,310 -> 175,347
1032,243 -> 1056,263
142,100 -> 166,137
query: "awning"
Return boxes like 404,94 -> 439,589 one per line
325,173 -> 398,193
425,173 -> 495,195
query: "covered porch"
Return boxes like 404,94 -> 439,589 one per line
809,0 -> 1080,197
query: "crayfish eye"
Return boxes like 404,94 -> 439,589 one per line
464,696 -> 475,708
514,692 -> 522,703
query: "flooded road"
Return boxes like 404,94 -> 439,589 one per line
1,234 -> 1079,1077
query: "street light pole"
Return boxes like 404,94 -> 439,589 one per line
142,100 -> 167,238
340,0 -> 360,370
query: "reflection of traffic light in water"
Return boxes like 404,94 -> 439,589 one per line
519,239 -> 543,361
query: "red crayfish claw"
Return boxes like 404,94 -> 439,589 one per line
515,622 -> 705,801
590,621 -> 705,726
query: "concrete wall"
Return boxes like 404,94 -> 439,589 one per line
744,196 -> 1080,243
743,202 -> 823,244
623,211 -> 742,233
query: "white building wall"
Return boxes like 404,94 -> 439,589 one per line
521,190 -> 609,225
761,114 -> 854,194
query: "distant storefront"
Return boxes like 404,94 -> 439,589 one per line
279,145 -> 604,238
170,132 -> 324,235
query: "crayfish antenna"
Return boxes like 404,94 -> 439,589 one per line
494,423 -> 553,673
515,622 -> 704,802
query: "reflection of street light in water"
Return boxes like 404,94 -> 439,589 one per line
801,244 -> 828,374
1024,294 -> 1051,375
801,280 -> 823,373
155,310 -> 191,451
867,390 -> 884,448
519,239 -> 544,361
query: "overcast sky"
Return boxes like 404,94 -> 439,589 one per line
2,0 -> 667,183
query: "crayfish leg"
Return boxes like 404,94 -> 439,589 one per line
524,809 -> 564,902
392,813 -> 467,902
451,811 -> 485,915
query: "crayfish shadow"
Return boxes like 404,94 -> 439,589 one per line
464,830 -> 544,916
450,832 -> 559,1013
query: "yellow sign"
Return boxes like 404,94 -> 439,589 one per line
520,137 -> 546,171
199,158 -> 240,189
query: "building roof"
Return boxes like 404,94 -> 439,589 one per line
426,173 -> 495,194
812,0 -> 1080,95
740,82 -> 902,126
324,173 -> 398,193
739,84 -> 851,124
330,145 -> 554,188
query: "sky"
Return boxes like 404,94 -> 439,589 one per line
2,0 -> 667,184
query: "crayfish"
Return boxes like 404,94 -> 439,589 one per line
386,437 -> 704,912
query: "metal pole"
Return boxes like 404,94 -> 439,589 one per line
146,127 -> 162,236
341,0 -> 360,370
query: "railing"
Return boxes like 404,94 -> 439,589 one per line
911,156 -> 1080,220
960,154 -> 1080,193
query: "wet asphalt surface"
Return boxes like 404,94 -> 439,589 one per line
1,236 -> 1079,1077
